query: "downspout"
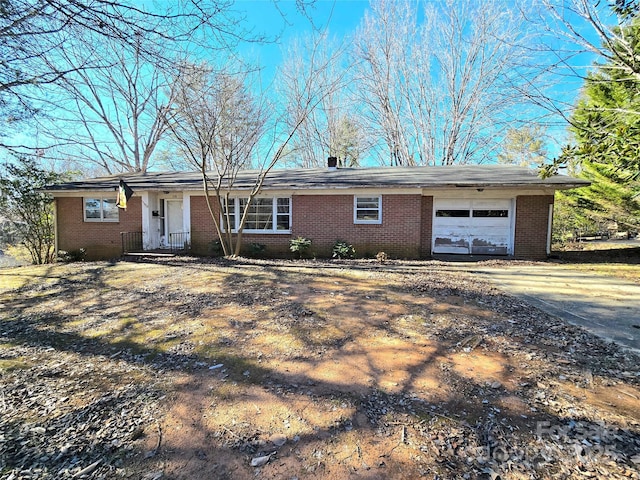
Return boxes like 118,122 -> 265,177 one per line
547,203 -> 554,256
53,198 -> 59,256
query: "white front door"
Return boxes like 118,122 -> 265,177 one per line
433,199 -> 513,255
165,200 -> 184,247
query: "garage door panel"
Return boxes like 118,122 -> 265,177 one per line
433,199 -> 513,255
434,235 -> 470,254
471,236 -> 509,255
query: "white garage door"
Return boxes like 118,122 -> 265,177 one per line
432,199 -> 513,255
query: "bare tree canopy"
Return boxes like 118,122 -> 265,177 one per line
0,0 -> 244,152
278,32 -> 362,168
0,0 -> 239,94
351,0 -> 536,166
33,34 -> 177,174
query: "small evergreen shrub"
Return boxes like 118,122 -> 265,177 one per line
209,240 -> 224,257
57,248 -> 86,263
289,236 -> 312,258
332,240 -> 355,259
248,242 -> 266,257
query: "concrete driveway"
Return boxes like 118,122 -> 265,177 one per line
468,264 -> 640,354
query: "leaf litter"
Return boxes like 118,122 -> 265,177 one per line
0,257 -> 638,479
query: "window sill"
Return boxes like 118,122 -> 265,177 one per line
224,230 -> 292,235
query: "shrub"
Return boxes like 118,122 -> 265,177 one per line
209,240 -> 224,257
289,236 -> 312,258
332,240 -> 355,259
57,248 -> 86,263
248,242 -> 266,257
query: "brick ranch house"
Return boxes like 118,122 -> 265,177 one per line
44,164 -> 589,261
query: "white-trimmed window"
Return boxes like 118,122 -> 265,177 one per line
354,195 -> 382,224
84,197 -> 119,222
222,197 -> 291,233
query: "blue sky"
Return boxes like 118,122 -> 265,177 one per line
233,0 -> 370,82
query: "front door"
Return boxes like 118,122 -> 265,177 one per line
165,199 -> 184,247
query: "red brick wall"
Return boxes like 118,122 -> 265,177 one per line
55,193 -> 554,261
56,196 -> 142,260
190,194 -> 423,258
291,194 -> 422,258
514,195 -> 554,259
189,196 -> 292,256
420,196 -> 434,258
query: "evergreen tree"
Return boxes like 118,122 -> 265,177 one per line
549,15 -> 640,238
497,126 -> 547,168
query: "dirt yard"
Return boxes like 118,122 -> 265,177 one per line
1,257 -> 639,480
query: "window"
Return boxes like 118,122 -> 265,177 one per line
473,209 -> 509,218
222,197 -> 291,233
354,196 -> 382,224
435,209 -> 470,218
84,197 -> 119,222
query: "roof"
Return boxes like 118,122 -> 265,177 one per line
44,165 -> 590,193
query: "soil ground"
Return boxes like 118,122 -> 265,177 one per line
1,255 -> 639,480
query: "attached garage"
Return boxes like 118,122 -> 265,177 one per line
432,198 -> 514,255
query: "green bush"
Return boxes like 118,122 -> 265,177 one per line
57,248 -> 86,263
289,236 -> 312,258
248,242 -> 266,257
209,240 -> 224,257
332,240 -> 355,259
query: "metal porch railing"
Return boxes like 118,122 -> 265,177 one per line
121,231 -> 143,254
168,231 -> 190,254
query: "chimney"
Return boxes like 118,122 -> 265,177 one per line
327,156 -> 338,171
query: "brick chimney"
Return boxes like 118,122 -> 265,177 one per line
327,156 -> 338,170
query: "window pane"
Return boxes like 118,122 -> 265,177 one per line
102,199 -> 119,220
473,209 -> 509,218
277,197 -> 290,213
276,215 -> 290,230
221,198 -> 236,230
436,209 -> 470,217
357,209 -> 379,221
242,198 -> 273,230
357,197 -> 379,209
85,198 -> 101,219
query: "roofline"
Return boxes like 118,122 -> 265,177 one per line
42,165 -> 591,194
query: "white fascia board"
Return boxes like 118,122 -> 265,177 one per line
185,187 -> 422,196
48,190 -> 117,197
424,187 -> 556,198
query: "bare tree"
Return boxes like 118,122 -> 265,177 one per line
353,0 -> 534,166
169,65 -> 267,256
1,0 -> 240,139
171,44 -> 342,256
278,33 -> 363,167
35,34 -> 176,174
352,0 -> 417,166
